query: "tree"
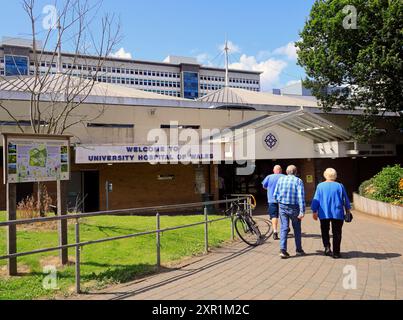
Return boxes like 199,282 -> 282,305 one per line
0,0 -> 121,135
296,0 -> 402,141
0,0 -> 121,216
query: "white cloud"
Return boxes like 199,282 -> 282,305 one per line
196,53 -> 215,66
193,40 -> 302,90
286,80 -> 301,86
272,42 -> 299,60
110,47 -> 132,59
219,40 -> 240,54
229,54 -> 288,90
256,50 -> 271,61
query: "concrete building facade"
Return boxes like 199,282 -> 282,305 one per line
0,73 -> 401,213
0,37 -> 261,99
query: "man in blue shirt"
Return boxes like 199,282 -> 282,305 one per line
273,165 -> 306,259
262,165 -> 285,240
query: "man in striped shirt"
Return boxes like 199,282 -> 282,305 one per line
273,165 -> 306,259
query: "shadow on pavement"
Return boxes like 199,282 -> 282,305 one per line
342,251 -> 401,260
83,245 -> 255,299
301,233 -> 322,239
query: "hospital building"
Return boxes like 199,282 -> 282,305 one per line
0,38 -> 401,212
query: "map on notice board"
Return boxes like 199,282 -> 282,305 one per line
6,138 -> 69,183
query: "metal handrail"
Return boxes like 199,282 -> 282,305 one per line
0,197 -> 249,294
0,198 -> 245,227
0,216 -> 232,260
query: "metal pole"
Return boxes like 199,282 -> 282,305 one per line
75,219 -> 81,294
231,205 -> 235,241
224,39 -> 229,87
6,183 -> 17,276
57,179 -> 68,265
156,212 -> 161,269
204,206 -> 208,253
105,181 -> 109,211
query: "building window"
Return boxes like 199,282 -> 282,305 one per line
0,120 -> 46,126
4,55 -> 29,76
160,124 -> 200,130
182,72 -> 199,99
87,123 -> 134,128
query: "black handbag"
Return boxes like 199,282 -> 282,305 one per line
344,211 -> 353,223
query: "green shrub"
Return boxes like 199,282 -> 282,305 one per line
359,179 -> 373,197
359,164 -> 403,205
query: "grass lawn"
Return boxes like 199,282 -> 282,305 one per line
0,211 -> 233,300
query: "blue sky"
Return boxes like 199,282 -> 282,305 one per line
0,0 -> 316,91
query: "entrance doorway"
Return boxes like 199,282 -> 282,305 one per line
219,159 -> 314,203
82,171 -> 100,213
218,164 -> 264,200
67,171 -> 99,213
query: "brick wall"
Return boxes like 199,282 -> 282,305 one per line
0,163 -> 215,211
97,163 -> 211,210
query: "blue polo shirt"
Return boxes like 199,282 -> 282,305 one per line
262,174 -> 285,203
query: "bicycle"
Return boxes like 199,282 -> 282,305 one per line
224,199 -> 272,246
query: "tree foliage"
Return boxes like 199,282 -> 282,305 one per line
296,0 -> 403,141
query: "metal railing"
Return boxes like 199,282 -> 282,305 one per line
0,197 -> 248,294
225,194 -> 256,216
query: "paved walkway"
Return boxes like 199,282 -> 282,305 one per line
76,210 -> 403,300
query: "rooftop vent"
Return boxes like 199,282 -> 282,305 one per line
163,56 -> 199,65
1,37 -> 42,49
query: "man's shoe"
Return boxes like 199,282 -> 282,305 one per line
324,247 -> 332,256
332,253 -> 341,259
279,250 -> 290,259
273,232 -> 279,240
296,250 -> 306,257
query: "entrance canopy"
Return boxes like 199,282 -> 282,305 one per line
224,107 -> 352,143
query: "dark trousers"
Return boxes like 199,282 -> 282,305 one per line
320,219 -> 344,254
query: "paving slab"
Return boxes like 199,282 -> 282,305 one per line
69,210 -> 403,300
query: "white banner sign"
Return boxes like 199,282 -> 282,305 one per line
75,145 -> 223,164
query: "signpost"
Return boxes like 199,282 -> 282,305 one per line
105,181 -> 113,210
2,133 -> 71,275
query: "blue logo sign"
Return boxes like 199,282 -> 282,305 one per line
264,132 -> 278,150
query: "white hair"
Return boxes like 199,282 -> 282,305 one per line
324,168 -> 337,181
286,165 -> 297,175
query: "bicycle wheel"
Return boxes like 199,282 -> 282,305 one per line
253,217 -> 273,239
234,216 -> 261,246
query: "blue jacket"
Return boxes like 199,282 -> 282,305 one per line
311,182 -> 351,220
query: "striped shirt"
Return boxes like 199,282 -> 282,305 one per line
273,175 -> 306,214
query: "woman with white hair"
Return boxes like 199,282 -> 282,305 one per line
311,168 -> 351,259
